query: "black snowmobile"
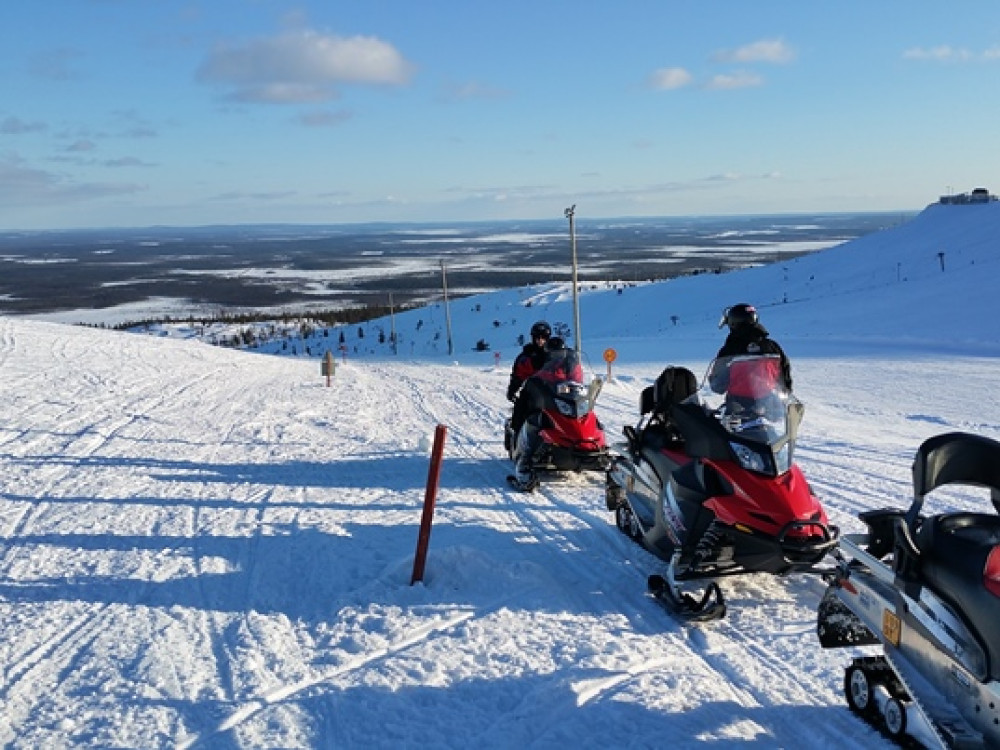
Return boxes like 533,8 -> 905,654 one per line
817,431 -> 1000,748
606,356 -> 839,621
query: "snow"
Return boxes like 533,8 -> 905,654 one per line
1,202 -> 999,748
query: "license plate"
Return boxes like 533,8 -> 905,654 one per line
882,609 -> 901,646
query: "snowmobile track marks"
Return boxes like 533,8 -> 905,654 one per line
177,607 -> 480,750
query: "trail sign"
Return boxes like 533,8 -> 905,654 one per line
603,348 -> 617,381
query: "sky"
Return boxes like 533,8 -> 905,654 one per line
0,203 -> 998,747
2,1 -> 1000,231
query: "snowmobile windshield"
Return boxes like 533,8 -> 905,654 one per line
684,354 -> 801,475
535,348 -> 591,417
535,348 -> 584,385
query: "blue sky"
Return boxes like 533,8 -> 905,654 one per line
2,1 -> 999,230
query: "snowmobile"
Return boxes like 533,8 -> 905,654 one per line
605,355 -> 839,621
504,347 -> 610,485
816,431 -> 1000,749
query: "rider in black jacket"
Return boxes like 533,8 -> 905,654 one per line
506,321 -> 551,402
713,303 -> 792,391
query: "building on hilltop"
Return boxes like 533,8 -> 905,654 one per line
939,187 -> 998,204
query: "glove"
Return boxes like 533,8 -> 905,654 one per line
506,386 -> 517,403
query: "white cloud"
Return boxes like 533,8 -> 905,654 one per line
902,45 -> 974,62
706,71 -> 763,90
228,83 -> 335,104
197,29 -> 415,103
647,67 -> 693,90
713,39 -> 795,64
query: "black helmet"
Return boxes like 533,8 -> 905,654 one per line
719,303 -> 758,330
530,321 -> 552,340
546,336 -> 565,351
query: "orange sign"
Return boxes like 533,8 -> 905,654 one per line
603,348 -> 617,363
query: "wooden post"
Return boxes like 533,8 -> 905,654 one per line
411,424 -> 448,585
322,351 -> 335,386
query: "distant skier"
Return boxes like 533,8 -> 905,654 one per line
506,321 -> 551,402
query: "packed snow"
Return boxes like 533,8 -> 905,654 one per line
1,202 -> 998,748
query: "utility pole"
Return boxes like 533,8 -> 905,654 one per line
441,260 -> 454,356
565,205 -> 582,353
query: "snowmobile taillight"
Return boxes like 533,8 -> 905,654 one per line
984,545 -> 1000,598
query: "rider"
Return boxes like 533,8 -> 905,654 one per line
709,303 -> 792,394
506,321 -> 551,403
510,337 -> 581,488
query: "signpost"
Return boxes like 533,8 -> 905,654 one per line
322,350 -> 335,386
603,347 -> 617,381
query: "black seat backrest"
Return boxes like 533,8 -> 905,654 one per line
907,432 -> 1000,526
651,366 -> 697,421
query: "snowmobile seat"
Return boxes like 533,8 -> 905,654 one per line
640,423 -> 684,451
915,512 -> 1000,681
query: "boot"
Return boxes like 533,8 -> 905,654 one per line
511,424 -> 539,490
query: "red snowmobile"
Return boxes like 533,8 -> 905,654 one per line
504,347 -> 609,483
605,354 -> 839,621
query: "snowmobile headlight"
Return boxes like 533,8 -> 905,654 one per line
729,441 -> 770,474
555,398 -> 576,417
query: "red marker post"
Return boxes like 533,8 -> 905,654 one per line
411,424 -> 448,585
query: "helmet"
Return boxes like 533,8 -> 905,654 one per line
546,336 -> 565,351
530,321 -> 552,340
719,303 -> 758,330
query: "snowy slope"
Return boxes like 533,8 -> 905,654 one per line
1,202 -> 999,748
244,201 -> 998,368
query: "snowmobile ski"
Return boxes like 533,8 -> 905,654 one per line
506,474 -> 539,493
647,573 -> 727,623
